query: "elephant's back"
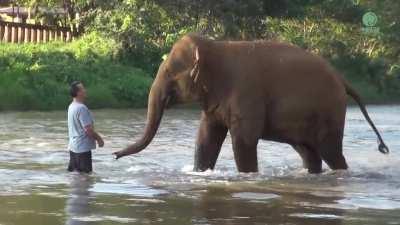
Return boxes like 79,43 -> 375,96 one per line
218,40 -> 347,102
215,41 -> 348,143
264,43 -> 346,103
218,40 -> 343,82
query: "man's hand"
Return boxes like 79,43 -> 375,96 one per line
84,125 -> 104,148
97,137 -> 104,147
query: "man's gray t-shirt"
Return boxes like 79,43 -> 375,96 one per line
68,101 -> 96,153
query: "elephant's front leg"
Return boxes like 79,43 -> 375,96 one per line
194,113 -> 228,172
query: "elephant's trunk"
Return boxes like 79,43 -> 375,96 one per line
115,79 -> 168,159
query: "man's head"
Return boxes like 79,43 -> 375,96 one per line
70,81 -> 87,101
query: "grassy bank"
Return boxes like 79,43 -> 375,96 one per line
0,33 -> 152,111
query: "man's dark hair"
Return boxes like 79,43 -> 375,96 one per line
70,81 -> 82,97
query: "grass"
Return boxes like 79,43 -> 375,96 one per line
0,32 -> 152,111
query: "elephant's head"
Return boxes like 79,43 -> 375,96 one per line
114,34 -> 208,159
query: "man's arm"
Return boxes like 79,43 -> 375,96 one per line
84,125 -> 104,147
79,107 -> 104,147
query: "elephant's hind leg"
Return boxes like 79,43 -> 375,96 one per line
292,145 -> 322,174
194,113 -> 228,172
318,132 -> 348,171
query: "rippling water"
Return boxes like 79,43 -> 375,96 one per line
0,105 -> 400,225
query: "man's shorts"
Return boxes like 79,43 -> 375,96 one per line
68,151 -> 92,173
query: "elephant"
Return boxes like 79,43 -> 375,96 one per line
113,34 -> 389,174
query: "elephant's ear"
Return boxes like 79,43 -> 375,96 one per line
190,47 -> 200,83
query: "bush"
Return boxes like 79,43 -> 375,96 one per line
0,32 -> 152,111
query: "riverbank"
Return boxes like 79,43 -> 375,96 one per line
1,33 -> 399,111
0,32 -> 152,111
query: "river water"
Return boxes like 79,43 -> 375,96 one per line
0,105 -> 399,225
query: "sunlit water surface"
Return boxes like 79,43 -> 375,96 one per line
0,106 -> 400,225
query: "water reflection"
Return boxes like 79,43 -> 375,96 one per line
65,174 -> 93,225
193,185 -> 347,225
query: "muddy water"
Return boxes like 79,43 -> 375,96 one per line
0,106 -> 400,225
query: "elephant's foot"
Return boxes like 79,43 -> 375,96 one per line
193,164 -> 206,172
319,137 -> 348,171
322,154 -> 348,171
237,164 -> 258,173
292,145 -> 322,174
308,164 -> 323,174
193,148 -> 215,172
193,161 -> 211,172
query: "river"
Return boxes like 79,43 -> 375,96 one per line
0,105 -> 399,225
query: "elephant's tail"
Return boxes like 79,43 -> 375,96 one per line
343,80 -> 389,154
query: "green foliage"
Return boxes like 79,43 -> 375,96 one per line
85,0 -> 175,74
0,32 -> 152,111
2,0 -> 400,111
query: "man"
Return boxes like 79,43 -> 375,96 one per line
67,81 -> 104,173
